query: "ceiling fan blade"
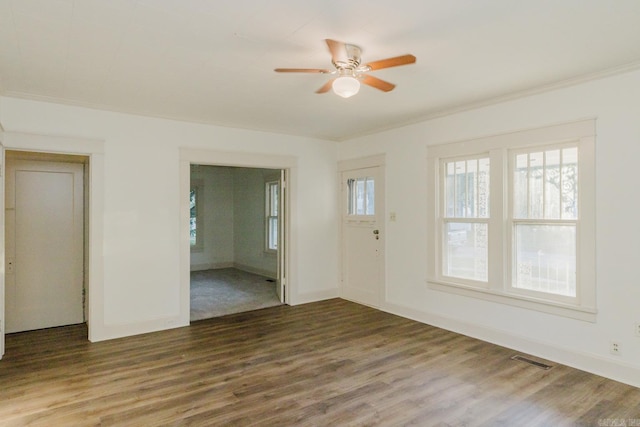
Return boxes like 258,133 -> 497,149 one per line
315,79 -> 335,94
274,68 -> 331,73
325,39 -> 346,63
365,54 -> 416,71
361,74 -> 396,92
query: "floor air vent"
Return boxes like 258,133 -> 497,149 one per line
510,355 -> 553,370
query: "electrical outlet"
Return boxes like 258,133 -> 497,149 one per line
610,341 -> 621,356
635,323 -> 640,337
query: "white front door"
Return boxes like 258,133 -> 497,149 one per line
5,159 -> 84,333
341,166 -> 384,307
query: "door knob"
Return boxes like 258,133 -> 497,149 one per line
373,229 -> 379,235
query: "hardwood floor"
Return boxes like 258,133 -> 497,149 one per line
1,299 -> 638,426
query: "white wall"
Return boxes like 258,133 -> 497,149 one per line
190,165 -> 234,271
339,69 -> 640,387
0,96 -> 340,342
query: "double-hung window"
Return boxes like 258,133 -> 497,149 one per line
266,181 -> 279,251
442,156 -> 490,284
510,146 -> 578,301
427,120 -> 596,321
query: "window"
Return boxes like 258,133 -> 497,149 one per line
442,157 -> 490,283
511,146 -> 578,298
347,176 -> 375,215
190,181 -> 204,251
266,181 -> 279,251
427,120 -> 596,321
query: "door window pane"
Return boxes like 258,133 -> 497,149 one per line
348,177 -> 375,216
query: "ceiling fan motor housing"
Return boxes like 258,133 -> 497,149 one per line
332,44 -> 362,71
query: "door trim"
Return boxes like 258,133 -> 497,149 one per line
179,148 -> 297,324
1,131 -> 104,345
338,154 -> 386,307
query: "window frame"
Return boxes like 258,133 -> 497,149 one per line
426,120 -> 596,322
265,180 -> 279,252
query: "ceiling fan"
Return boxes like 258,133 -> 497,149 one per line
274,39 -> 416,98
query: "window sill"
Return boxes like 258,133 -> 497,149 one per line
427,279 -> 597,322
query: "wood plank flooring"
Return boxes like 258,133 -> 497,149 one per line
0,299 -> 639,426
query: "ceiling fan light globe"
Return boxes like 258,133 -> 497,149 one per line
332,76 -> 360,98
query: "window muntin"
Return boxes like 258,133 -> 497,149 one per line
511,145 -> 578,298
441,156 -> 490,283
266,181 -> 279,251
347,177 -> 375,216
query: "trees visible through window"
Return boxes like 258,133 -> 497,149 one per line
190,182 -> 203,251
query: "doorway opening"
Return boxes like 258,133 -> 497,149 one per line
4,150 -> 89,335
189,164 -> 286,321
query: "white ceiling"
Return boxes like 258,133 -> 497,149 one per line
1,0 -> 640,141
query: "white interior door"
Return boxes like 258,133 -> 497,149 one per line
341,166 -> 384,307
5,159 -> 84,333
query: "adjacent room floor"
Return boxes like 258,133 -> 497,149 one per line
190,268 -> 282,321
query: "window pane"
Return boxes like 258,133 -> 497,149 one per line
270,183 -> 278,216
268,217 -> 278,250
444,157 -> 489,219
561,148 -> 578,219
513,146 -> 578,220
544,150 -> 561,219
529,152 -> 544,219
455,161 -> 466,217
444,222 -> 488,281
190,188 -> 197,246
356,178 -> 365,215
478,157 -> 490,218
347,176 -> 375,216
365,177 -> 375,215
514,224 -> 576,297
514,154 -> 528,218
445,162 -> 455,217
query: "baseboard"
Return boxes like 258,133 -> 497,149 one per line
292,288 -> 339,305
88,315 -> 188,342
233,263 -> 277,279
190,262 -> 234,272
381,301 -> 640,389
